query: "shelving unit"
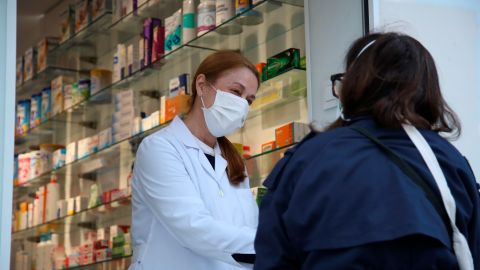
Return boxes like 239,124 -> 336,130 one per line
12,0 -> 308,269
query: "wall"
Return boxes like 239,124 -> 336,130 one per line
370,0 -> 480,178
305,0 -> 366,128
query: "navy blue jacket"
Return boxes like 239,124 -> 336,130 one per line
254,117 -> 480,269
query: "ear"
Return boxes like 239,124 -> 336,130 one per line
196,74 -> 207,97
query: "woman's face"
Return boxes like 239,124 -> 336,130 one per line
197,66 -> 259,108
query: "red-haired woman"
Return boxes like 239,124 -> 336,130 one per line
130,51 -> 259,270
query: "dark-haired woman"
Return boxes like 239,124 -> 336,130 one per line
130,51 -> 259,270
254,32 -> 480,269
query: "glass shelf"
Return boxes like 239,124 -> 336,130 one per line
12,196 -> 132,241
14,0 -> 305,151
49,12 -> 114,59
50,0 -> 182,60
13,121 -> 168,202
188,0 -> 305,53
13,66 -> 305,200
68,255 -> 132,270
248,68 -> 306,120
16,67 -> 86,100
14,44 -> 211,153
12,141 -> 294,240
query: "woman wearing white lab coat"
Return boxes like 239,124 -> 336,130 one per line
129,51 -> 260,270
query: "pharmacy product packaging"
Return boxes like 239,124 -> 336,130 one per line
164,10 -> 182,53
63,83 -> 75,110
75,0 -> 92,33
18,153 -> 31,185
197,1 -> 215,36
152,22 -> 165,63
90,69 -> 112,95
24,47 -> 37,81
16,100 -> 31,135
41,87 -> 52,122
169,73 -> 189,96
182,0 -> 196,44
216,0 -> 235,26
138,37 -> 145,70
266,48 -> 300,80
77,137 -> 91,159
117,44 -> 127,79
60,5 -> 75,42
53,148 -> 66,169
66,141 -> 77,164
235,0 -> 250,15
98,128 -> 112,150
72,79 -> 91,105
46,181 -> 60,222
251,186 -> 267,205
51,76 -> 74,115
36,37 -> 60,73
143,18 -> 162,65
30,93 -> 42,129
16,57 -> 23,87
275,122 -> 310,148
92,0 -> 112,21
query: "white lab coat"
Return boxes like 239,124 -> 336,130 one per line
129,116 -> 259,270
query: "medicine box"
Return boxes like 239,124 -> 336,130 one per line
53,148 -> 66,169
98,128 -> 112,150
66,141 -> 77,164
261,141 -> 276,152
23,47 -> 37,81
251,186 -> 267,205
169,73 -> 189,97
51,76 -> 74,115
152,22 -> 165,63
41,87 -> 52,122
275,122 -> 309,148
92,0 -> 112,21
60,5 -> 75,42
36,37 -> 59,72
266,48 -> 300,80
75,0 -> 92,33
63,83 -> 75,110
164,95 -> 192,123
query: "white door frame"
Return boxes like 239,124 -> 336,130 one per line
0,0 -> 17,268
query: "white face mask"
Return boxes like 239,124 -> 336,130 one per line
200,87 -> 250,137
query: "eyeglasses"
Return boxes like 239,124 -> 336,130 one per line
330,73 -> 344,98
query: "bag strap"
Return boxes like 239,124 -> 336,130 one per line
349,125 -> 452,239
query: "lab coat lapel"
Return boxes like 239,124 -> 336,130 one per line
214,144 -> 228,182
197,147 -> 217,181
168,116 -> 224,183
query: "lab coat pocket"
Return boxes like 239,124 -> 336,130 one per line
236,189 -> 259,228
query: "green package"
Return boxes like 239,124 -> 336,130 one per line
266,48 -> 300,80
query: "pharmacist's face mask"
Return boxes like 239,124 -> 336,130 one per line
200,82 -> 250,137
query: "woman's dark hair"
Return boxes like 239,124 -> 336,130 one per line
327,32 -> 461,137
190,50 -> 260,185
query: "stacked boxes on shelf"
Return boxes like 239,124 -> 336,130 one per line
112,89 -> 140,142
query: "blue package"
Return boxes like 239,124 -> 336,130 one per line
41,86 -> 52,122
30,93 -> 42,128
16,99 -> 31,135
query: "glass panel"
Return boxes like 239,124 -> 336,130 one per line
16,67 -> 86,101
248,68 -> 306,119
13,121 -> 167,204
14,45 -> 212,153
12,196 -> 131,240
188,0 -> 305,53
12,142 -> 291,240
68,256 -> 132,270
